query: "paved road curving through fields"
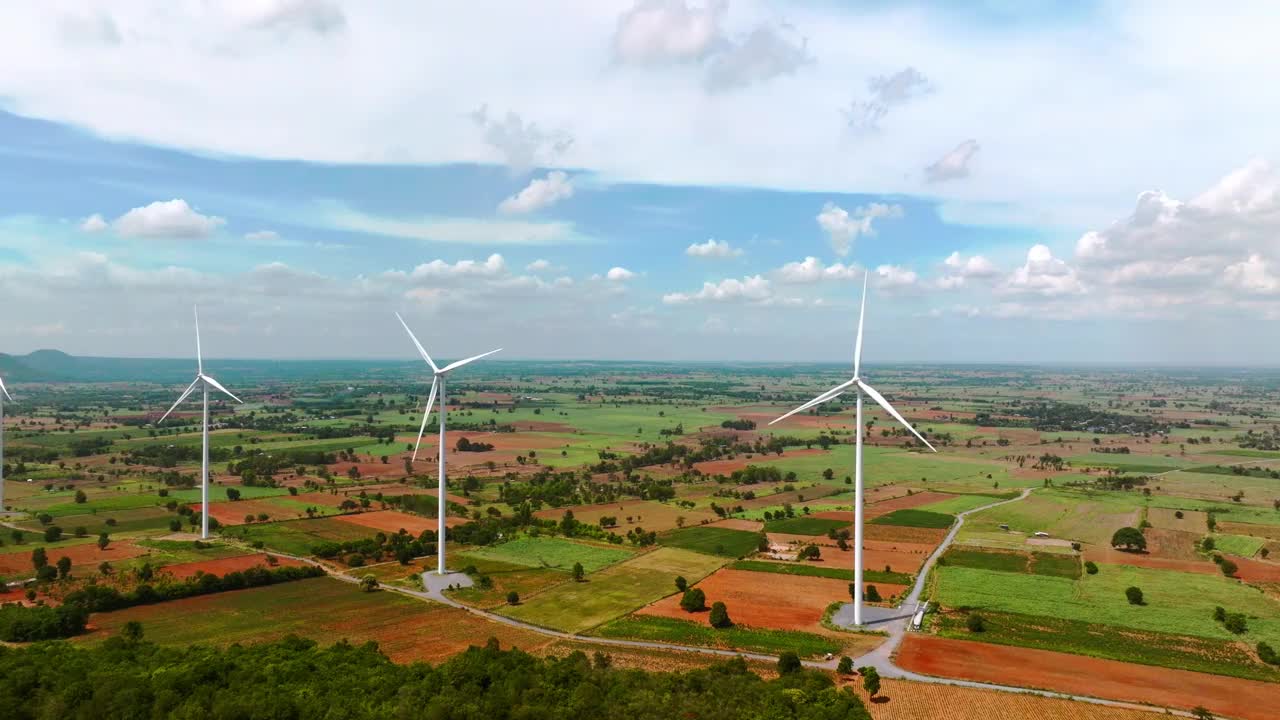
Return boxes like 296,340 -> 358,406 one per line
251,488 -> 1205,720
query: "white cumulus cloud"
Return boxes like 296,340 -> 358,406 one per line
79,213 -> 108,232
112,199 -> 225,239
498,170 -> 574,214
685,238 -> 741,258
606,266 -> 637,281
816,202 -> 903,256
612,0 -> 724,65
775,256 -> 861,283
663,274 -> 772,304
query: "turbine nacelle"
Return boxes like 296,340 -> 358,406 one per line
395,312 -> 501,461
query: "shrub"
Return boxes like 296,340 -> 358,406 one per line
44,526 -> 63,543
675,575 -> 687,592
1125,586 -> 1144,605
1219,558 -> 1238,577
864,585 -> 882,603
1223,613 -> 1248,634
506,591 -> 520,605
1202,536 -> 1216,552
776,651 -> 801,675
679,588 -> 707,612
709,601 -> 732,628
360,575 -> 379,593
1213,606 -> 1226,622
1084,561 -> 1098,575
572,562 -> 584,582
966,613 -> 986,633
837,656 -> 854,674
1258,641 -> 1279,665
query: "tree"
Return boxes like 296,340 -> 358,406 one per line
56,556 -> 72,579
44,525 -> 63,543
675,576 -> 687,592
859,666 -> 881,698
1219,558 -> 1238,577
572,562 -> 585,582
31,547 -> 48,570
679,588 -> 706,612
1125,586 -> 1144,605
121,621 -> 144,642
360,575 -> 379,593
709,601 -> 732,628
74,489 -> 87,504
1202,536 -> 1216,552
97,533 -> 110,551
837,656 -> 854,674
1084,560 -> 1098,575
822,468 -> 834,480
1191,707 -> 1214,720
226,487 -> 241,501
98,561 -> 112,575
506,591 -> 520,605
864,585 -> 882,602
1110,526 -> 1146,552
776,651 -> 801,675
966,613 -> 986,632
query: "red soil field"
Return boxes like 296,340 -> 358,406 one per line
160,553 -> 305,580
332,509 -> 465,535
1230,555 -> 1280,583
708,518 -> 765,532
200,499 -> 297,526
864,491 -> 956,518
896,635 -> 1276,720
1084,547 -> 1220,576
638,568 -> 861,633
863,524 -> 948,545
0,540 -> 149,576
763,531 -> 936,575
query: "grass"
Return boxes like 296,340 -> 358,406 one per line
934,609 -> 1280,682
730,559 -> 913,586
1029,551 -> 1081,579
940,548 -> 1029,574
220,517 -> 377,556
761,516 -> 849,535
498,547 -> 726,633
933,564 -> 1280,646
660,526 -> 762,557
917,494 -> 1005,515
1212,533 -> 1267,557
169,485 -> 293,502
870,509 -> 955,529
448,556 -> 571,609
591,615 -> 840,658
460,536 -> 634,573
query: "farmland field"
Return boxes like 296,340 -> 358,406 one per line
761,516 -> 849,535
659,525 -> 762,557
458,536 -> 634,573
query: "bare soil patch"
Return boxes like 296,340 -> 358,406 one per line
535,499 -> 717,535
333,510 -> 463,535
896,635 -> 1277,720
0,540 -> 148,576
1230,555 -> 1280,583
707,518 -> 765,532
1083,546 -> 1220,576
160,553 -> 305,580
201,499 -> 294,526
638,568 -> 850,633
847,676 -> 1179,720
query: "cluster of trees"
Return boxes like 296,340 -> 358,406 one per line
720,418 -> 756,430
0,603 -> 88,642
0,635 -> 871,720
676,582 -> 733,628
1212,606 -> 1248,634
312,529 -> 437,566
455,437 -> 495,452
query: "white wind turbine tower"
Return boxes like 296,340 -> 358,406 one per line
396,312 -> 501,575
0,374 -> 12,513
770,272 -> 936,626
157,308 -> 243,540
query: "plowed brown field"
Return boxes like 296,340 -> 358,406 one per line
161,553 -> 306,579
896,635 -> 1277,720
638,568 -> 859,633
0,540 -> 147,576
847,677 -> 1177,720
332,510 -> 464,534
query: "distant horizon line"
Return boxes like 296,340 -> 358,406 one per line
4,348 -> 1280,371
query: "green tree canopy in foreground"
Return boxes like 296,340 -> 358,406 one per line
0,636 -> 871,720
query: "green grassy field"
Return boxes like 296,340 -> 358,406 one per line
870,508 -> 955,529
933,564 -> 1280,646
761,516 -> 849,535
1212,533 -> 1266,557
659,526 -> 762,557
498,547 -> 725,633
591,615 -> 840,658
940,548 -> 1029,573
729,560 -> 913,586
460,536 -> 634,573
917,493 -> 1006,515
221,517 -> 377,555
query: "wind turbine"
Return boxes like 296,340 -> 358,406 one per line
0,375 -> 12,513
770,272 -> 936,626
157,308 -> 243,540
396,312 -> 501,575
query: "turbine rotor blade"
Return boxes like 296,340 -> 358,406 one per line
854,271 -> 868,378
201,374 -> 244,404
194,306 -> 203,375
441,348 -> 502,374
395,312 -> 439,372
857,379 -> 936,452
0,376 -> 11,403
768,379 -> 856,426
158,378 -> 201,424
412,378 -> 439,461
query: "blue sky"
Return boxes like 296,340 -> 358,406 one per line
0,1 -> 1278,364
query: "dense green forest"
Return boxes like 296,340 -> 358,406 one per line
0,634 -> 871,720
